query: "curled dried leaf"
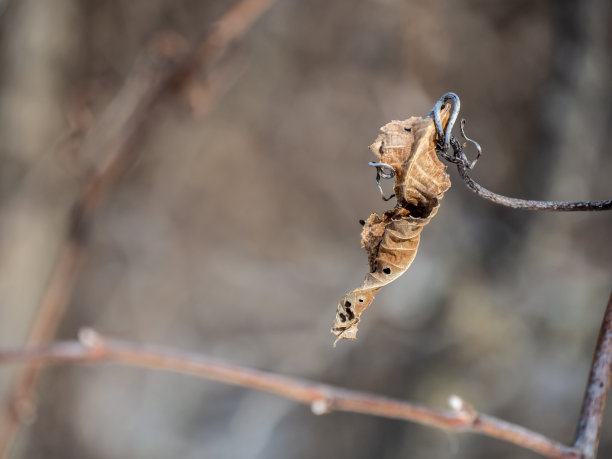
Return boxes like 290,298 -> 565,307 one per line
332,105 -> 452,345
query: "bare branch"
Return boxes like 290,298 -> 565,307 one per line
453,159 -> 612,212
0,329 -> 581,459
444,137 -> 612,211
444,134 -> 612,211
428,92 -> 612,212
573,292 -> 612,458
0,0 -> 279,456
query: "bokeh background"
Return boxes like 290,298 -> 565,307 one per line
1,0 -> 611,458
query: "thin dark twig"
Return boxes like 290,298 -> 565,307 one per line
430,92 -> 460,152
368,161 -> 395,199
458,119 -> 482,168
0,329 -> 581,459
429,93 -> 612,211
450,138 -> 612,211
573,292 -> 612,459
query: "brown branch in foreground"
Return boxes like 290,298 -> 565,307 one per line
0,0 -> 279,457
0,329 -> 581,459
5,292 -> 611,458
573,292 -> 612,459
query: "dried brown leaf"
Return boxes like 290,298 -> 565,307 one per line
332,106 -> 452,345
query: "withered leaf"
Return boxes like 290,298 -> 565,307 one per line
332,106 -> 452,345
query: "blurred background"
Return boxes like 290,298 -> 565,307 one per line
1,0 -> 611,458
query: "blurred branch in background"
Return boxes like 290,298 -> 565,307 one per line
1,291 -> 611,459
0,0 -> 279,457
